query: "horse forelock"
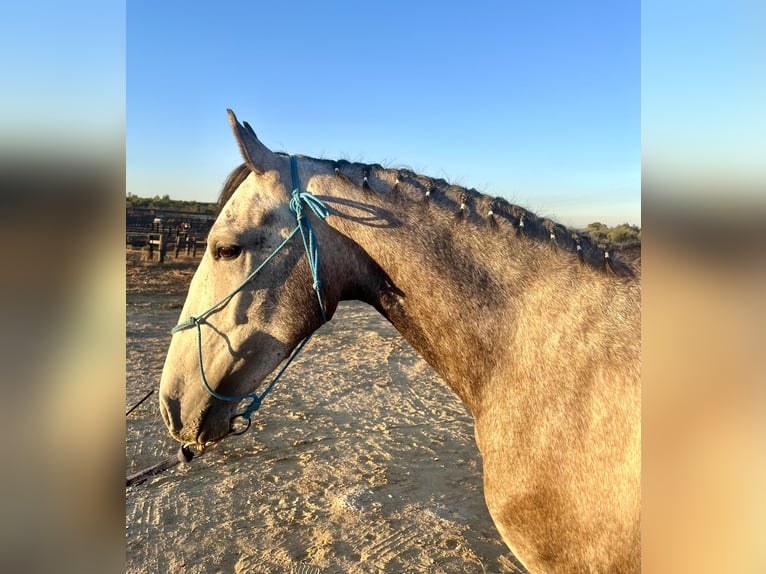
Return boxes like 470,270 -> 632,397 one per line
216,163 -> 252,215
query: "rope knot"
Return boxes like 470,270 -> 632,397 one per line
171,315 -> 200,334
242,396 -> 262,419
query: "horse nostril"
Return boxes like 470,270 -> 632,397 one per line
159,396 -> 182,435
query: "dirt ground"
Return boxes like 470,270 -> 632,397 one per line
125,248 -> 525,573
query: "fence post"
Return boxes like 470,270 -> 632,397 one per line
158,233 -> 166,263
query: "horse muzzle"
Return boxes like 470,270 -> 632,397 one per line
159,394 -> 232,447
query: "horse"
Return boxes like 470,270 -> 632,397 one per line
158,110 -> 641,573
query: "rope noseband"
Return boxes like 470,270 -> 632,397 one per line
171,156 -> 329,435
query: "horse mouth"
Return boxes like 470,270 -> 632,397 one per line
184,439 -> 214,454
178,430 -> 225,453
184,417 -> 245,453
181,411 -> 252,451
193,409 -> 232,446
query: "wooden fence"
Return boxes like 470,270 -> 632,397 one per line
126,206 -> 214,262
128,229 -> 207,263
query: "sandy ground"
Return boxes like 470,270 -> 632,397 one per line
126,249 -> 525,573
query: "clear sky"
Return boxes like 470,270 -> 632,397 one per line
127,0 -> 640,228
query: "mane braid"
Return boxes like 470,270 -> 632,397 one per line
332,161 -> 357,189
361,166 -> 378,195
486,199 -> 499,231
390,174 -> 402,203
573,234 -> 585,262
544,220 -> 557,250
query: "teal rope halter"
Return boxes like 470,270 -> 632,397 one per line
170,156 -> 330,434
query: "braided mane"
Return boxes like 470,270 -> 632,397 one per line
218,159 -> 639,277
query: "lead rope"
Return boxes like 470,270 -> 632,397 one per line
170,156 -> 330,435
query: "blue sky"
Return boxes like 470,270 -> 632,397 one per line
127,0 -> 640,227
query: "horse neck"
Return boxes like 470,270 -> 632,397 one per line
307,161 -> 630,414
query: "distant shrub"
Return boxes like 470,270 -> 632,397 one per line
607,224 -> 640,243
583,221 -> 610,241
583,222 -> 640,244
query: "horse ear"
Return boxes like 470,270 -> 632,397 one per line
227,109 -> 278,174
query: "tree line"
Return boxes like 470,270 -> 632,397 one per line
126,193 -> 216,214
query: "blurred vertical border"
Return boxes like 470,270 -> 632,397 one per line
0,1 -> 126,572
642,1 -> 766,573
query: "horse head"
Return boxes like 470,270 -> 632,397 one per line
159,110 -> 342,448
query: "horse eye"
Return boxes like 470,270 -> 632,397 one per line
215,244 -> 241,260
